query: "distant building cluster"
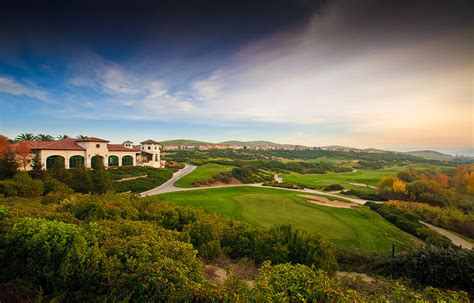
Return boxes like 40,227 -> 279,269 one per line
161,143 -> 320,151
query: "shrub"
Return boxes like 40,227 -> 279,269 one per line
1,218 -> 102,299
324,184 -> 344,191
380,246 -> 474,292
0,173 -> 44,197
43,177 -> 73,195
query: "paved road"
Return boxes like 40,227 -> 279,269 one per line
141,164 -> 368,204
420,221 -> 473,250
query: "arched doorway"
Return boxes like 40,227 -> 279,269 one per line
69,155 -> 85,168
122,155 -> 133,166
46,155 -> 65,169
91,155 -> 104,169
108,155 -> 119,167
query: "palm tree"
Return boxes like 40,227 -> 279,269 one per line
35,134 -> 55,141
76,135 -> 88,139
57,135 -> 70,140
15,133 -> 35,142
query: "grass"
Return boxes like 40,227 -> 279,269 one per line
110,167 -> 176,193
281,165 -> 443,193
174,163 -> 235,188
155,186 -> 414,253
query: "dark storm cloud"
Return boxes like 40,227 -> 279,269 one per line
0,0 -> 325,52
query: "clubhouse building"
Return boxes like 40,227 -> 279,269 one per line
20,137 -> 165,170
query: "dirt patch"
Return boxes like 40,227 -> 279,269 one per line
299,194 -> 359,208
348,182 -> 377,189
204,256 -> 258,287
337,271 -> 375,283
195,178 -> 242,187
420,221 -> 473,250
114,174 -> 148,183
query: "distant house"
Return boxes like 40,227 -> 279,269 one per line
17,137 -> 165,170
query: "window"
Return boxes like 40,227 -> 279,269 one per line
148,146 -> 151,150
108,156 -> 119,166
46,155 -> 65,169
69,155 -> 84,168
155,146 -> 157,150
96,144 -> 100,148
122,155 -> 133,166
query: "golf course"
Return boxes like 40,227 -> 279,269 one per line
174,163 -> 235,187
155,186 -> 415,253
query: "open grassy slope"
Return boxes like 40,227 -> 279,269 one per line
156,186 -> 414,252
281,165 -> 442,193
174,163 -> 235,187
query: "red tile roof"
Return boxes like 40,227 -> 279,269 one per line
140,139 -> 160,144
26,138 -> 85,151
74,137 -> 109,143
107,144 -> 141,152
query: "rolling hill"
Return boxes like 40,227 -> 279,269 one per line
159,139 -> 213,146
405,150 -> 454,161
218,140 -> 281,147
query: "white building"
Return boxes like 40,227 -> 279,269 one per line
18,137 -> 165,170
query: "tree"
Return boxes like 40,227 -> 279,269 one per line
90,160 -> 112,194
465,172 -> 474,194
0,135 -> 10,155
57,135 -> 70,140
15,141 -> 32,171
30,152 -> 46,180
378,176 -> 407,200
49,158 -> 70,184
433,173 -> 449,188
0,151 -> 18,179
69,167 -> 92,193
76,135 -> 88,139
15,133 -> 35,142
35,134 -> 55,141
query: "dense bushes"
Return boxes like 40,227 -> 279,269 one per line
0,192 -> 472,301
249,262 -> 469,302
384,201 -> 474,239
0,217 -> 221,301
366,202 -> 452,247
111,167 -> 175,193
231,165 -> 274,183
0,173 -> 44,197
379,246 -> 474,292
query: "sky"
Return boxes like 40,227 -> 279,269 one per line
0,0 -> 473,152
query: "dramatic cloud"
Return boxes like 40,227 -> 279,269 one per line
0,76 -> 50,102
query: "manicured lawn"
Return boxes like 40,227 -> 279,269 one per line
281,164 -> 442,193
174,163 -> 235,187
155,186 -> 414,252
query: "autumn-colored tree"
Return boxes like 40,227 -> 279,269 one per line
465,172 -> 474,194
378,176 -> 407,200
0,135 -> 10,155
433,173 -> 449,188
15,141 -> 32,171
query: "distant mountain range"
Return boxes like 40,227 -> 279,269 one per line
159,139 -> 472,159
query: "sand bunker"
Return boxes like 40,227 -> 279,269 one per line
298,194 -> 359,209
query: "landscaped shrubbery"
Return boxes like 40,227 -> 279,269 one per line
0,192 -> 471,301
384,200 -> 474,239
378,245 -> 474,292
366,202 -> 452,247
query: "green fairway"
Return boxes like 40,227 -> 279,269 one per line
155,186 -> 414,252
281,165 -> 438,193
174,163 -> 235,187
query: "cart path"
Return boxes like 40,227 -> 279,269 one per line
141,164 -> 369,204
420,221 -> 473,250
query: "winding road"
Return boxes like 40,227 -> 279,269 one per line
140,164 -> 368,204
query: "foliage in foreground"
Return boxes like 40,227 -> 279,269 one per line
0,193 -> 472,302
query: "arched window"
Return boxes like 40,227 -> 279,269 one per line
122,155 -> 133,166
46,155 -> 65,169
108,155 -> 119,167
69,155 -> 84,168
